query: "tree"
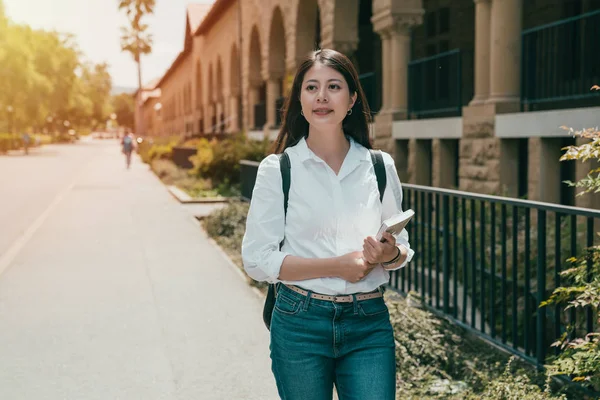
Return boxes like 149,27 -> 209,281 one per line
80,62 -> 113,129
112,92 -> 135,129
118,0 -> 155,136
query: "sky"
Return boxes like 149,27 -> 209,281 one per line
5,0 -> 215,90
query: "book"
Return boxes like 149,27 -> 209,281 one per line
376,209 -> 415,242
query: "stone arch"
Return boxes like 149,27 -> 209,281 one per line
230,44 -> 240,96
249,25 -> 262,86
216,56 -> 225,132
229,43 -> 241,132
268,6 -> 286,77
248,25 -> 266,129
216,56 -> 224,102
195,59 -> 202,110
207,63 -> 214,104
295,0 -> 321,60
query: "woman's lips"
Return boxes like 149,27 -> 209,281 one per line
313,109 -> 332,115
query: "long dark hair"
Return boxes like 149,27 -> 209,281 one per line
271,49 -> 372,154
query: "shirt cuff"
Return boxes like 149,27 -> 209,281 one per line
264,252 -> 291,284
385,241 -> 414,271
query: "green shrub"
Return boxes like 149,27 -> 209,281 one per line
542,84 -> 600,394
150,159 -> 187,184
202,201 -> 262,287
190,133 -> 271,187
472,357 -> 567,400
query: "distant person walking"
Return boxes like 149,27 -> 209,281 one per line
22,130 -> 31,155
121,131 -> 135,169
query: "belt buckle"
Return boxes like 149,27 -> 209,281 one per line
333,295 -> 347,303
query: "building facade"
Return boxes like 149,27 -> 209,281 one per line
139,0 -> 600,207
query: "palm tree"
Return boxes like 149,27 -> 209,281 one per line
118,0 -> 155,136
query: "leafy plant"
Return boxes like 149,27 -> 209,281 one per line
541,84 -> 600,393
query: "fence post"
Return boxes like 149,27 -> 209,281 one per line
536,209 -> 547,368
443,195 -> 450,314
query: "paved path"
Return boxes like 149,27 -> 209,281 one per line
0,139 -> 278,399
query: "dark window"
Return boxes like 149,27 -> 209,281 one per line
518,139 -> 529,199
439,8 -> 450,34
438,40 -> 450,53
426,12 -> 437,38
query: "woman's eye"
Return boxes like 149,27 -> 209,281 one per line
329,84 -> 340,90
306,85 -> 317,91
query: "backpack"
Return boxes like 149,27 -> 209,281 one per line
262,149 -> 387,330
123,136 -> 133,152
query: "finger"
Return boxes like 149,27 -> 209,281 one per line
367,236 -> 380,247
363,240 -> 379,260
382,232 -> 396,245
362,246 -> 376,263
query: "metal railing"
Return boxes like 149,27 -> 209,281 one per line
521,10 -> 600,109
397,184 -> 599,368
239,162 -> 600,371
408,49 -> 462,118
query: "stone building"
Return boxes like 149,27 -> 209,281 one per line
139,0 -> 600,207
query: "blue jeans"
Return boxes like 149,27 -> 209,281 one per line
269,284 -> 396,400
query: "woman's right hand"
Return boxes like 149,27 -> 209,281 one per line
336,251 -> 378,283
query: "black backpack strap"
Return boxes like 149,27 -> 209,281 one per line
278,152 -> 291,217
369,149 -> 386,203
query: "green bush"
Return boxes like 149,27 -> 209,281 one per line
472,357 -> 567,400
189,132 -> 271,186
541,84 -> 600,394
202,201 -> 262,287
138,136 -> 180,164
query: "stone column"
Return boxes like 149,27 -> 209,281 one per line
388,26 -> 412,119
379,31 -> 391,113
266,77 -> 282,129
373,14 -> 421,119
372,9 -> 423,147
229,95 -> 239,133
248,85 -> 260,130
487,0 -> 523,108
470,0 -> 491,105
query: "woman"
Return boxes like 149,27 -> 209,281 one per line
242,49 -> 413,400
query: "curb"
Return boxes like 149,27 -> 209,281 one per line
198,224 -> 265,300
167,185 -> 230,204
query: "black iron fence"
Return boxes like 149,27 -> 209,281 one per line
521,9 -> 600,110
239,162 -> 600,370
408,49 -> 462,118
398,184 -> 599,368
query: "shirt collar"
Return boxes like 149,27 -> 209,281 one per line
292,136 -> 372,165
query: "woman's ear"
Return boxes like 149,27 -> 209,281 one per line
349,92 -> 357,109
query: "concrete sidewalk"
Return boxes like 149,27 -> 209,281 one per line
0,142 -> 279,399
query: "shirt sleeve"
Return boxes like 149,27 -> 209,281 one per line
241,154 -> 291,283
380,152 -> 415,271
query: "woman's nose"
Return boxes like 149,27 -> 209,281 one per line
316,89 -> 328,102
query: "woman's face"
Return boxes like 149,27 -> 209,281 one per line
299,62 -> 356,128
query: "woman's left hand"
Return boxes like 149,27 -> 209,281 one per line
362,232 -> 398,264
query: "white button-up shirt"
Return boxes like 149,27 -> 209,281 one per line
241,136 -> 414,295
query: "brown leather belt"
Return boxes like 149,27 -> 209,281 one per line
284,284 -> 383,303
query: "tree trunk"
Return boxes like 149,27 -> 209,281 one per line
136,58 -> 144,137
